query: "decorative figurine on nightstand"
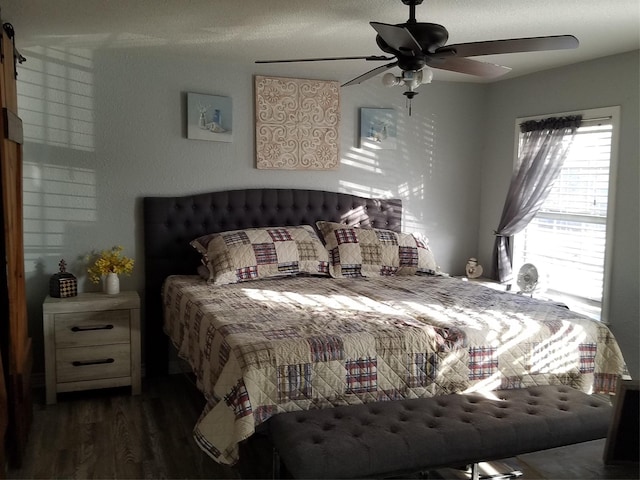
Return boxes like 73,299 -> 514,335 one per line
49,259 -> 78,298
465,257 -> 483,279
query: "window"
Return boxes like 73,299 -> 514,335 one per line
513,107 -> 619,321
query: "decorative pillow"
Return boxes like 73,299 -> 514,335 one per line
396,231 -> 438,276
191,225 -> 329,285
316,221 -> 437,278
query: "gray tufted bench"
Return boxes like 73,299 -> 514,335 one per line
268,385 -> 612,479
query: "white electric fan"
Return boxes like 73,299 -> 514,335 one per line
517,263 -> 539,295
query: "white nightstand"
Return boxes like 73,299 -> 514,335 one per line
43,291 -> 141,405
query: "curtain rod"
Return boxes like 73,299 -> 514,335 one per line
580,116 -> 613,123
519,115 -> 612,125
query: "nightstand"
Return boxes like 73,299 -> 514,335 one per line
43,291 -> 141,405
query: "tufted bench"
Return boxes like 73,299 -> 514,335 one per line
268,385 -> 612,479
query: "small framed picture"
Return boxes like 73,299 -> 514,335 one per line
359,107 -> 397,150
187,92 -> 233,142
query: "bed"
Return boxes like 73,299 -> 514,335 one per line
143,188 -> 626,466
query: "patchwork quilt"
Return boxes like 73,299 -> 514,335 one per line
162,274 -> 626,465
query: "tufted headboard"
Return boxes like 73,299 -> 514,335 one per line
143,188 -> 402,374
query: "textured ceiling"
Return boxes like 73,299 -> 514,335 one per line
3,0 -> 639,83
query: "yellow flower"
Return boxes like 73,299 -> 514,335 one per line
87,246 -> 134,284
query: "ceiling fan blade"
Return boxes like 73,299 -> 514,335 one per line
256,55 -> 394,64
442,35 -> 579,58
370,22 -> 422,56
342,61 -> 398,87
429,56 -> 511,78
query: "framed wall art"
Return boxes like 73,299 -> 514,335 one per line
359,107 -> 397,150
187,92 -> 233,142
255,75 -> 340,170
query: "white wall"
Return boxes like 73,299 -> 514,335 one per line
477,51 -> 640,378
18,47 -> 487,372
18,46 -> 638,378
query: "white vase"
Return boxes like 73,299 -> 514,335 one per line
105,272 -> 120,295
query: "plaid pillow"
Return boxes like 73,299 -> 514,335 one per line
191,225 -> 329,285
396,231 -> 437,276
316,221 -> 437,278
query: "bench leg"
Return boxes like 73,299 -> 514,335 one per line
470,462 -> 523,480
272,447 -> 281,479
471,463 -> 480,480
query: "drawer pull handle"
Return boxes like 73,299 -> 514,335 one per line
72,358 -> 115,367
71,324 -> 114,332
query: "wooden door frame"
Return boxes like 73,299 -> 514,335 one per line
0,18 -> 32,469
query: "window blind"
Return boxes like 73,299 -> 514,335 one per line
515,118 -> 614,319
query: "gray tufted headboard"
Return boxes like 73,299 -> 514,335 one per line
143,188 -> 402,374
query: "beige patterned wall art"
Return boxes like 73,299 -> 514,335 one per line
255,75 -> 340,170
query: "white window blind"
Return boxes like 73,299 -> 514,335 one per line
513,110 -> 617,321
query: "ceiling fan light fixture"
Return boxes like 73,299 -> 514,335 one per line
382,67 -> 433,89
381,67 -> 434,115
382,72 -> 403,87
420,67 -> 433,84
405,69 -> 421,87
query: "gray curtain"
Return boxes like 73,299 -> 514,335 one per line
493,115 -> 582,283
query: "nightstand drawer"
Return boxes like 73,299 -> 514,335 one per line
56,344 -> 131,383
54,310 -> 130,348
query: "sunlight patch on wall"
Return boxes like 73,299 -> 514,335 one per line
398,176 -> 428,233
17,46 -> 94,151
338,179 -> 394,199
23,162 -> 97,264
417,114 -> 436,179
341,149 -> 383,174
338,107 -> 438,234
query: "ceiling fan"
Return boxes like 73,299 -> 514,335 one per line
256,0 -> 578,111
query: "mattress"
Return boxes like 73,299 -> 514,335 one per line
162,274 -> 626,465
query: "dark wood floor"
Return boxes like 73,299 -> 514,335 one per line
8,375 -> 639,479
8,375 -> 245,479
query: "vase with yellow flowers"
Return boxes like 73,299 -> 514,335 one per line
87,246 -> 134,294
